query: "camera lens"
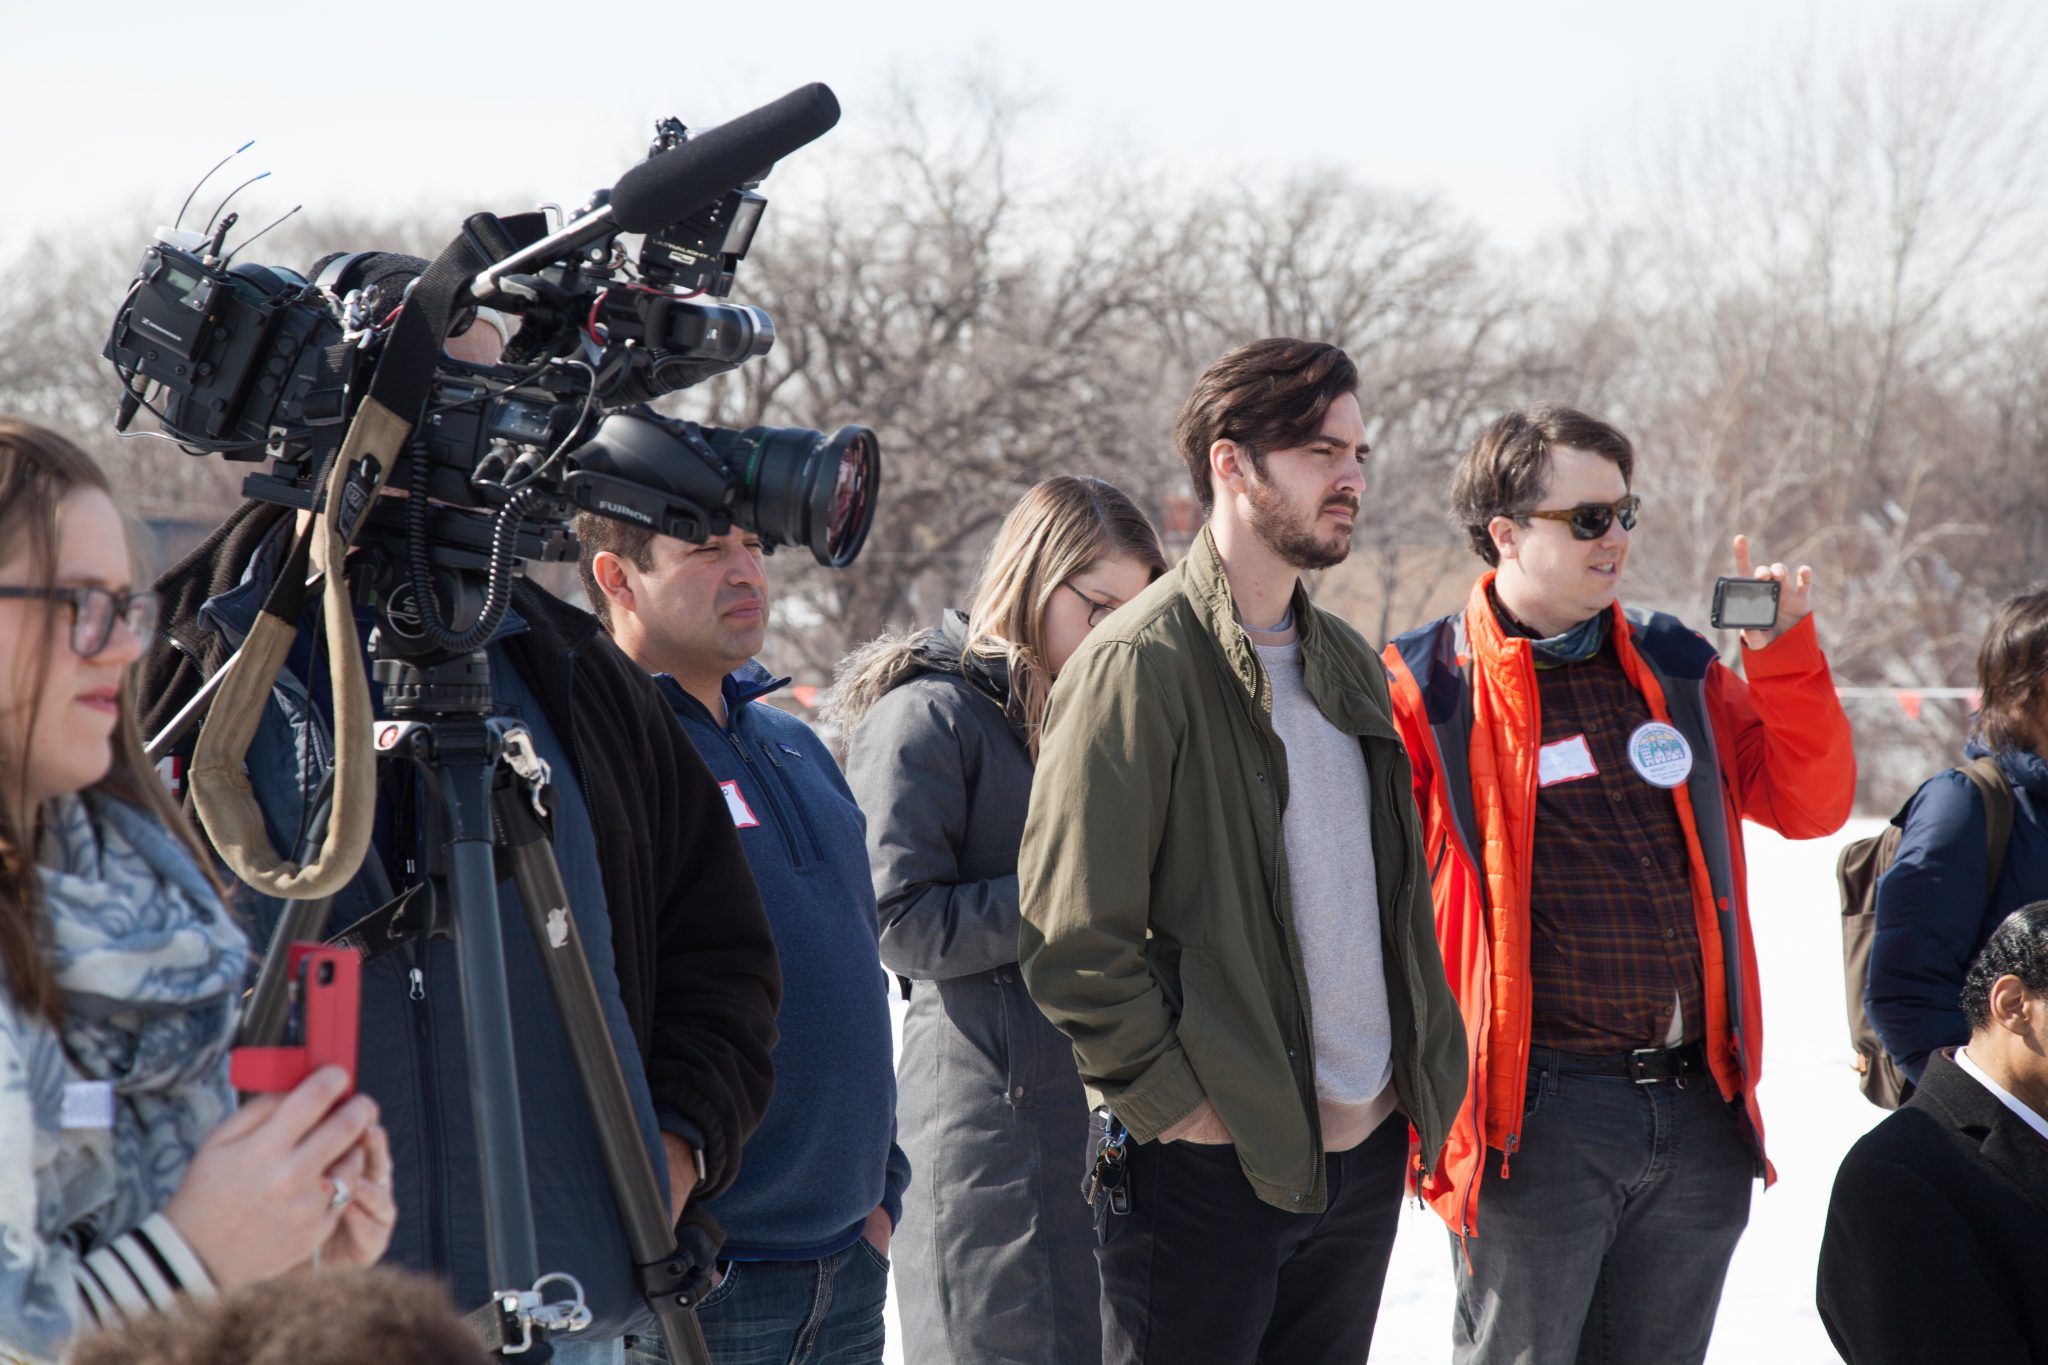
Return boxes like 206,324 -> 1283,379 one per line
567,413 -> 880,567
734,424 -> 879,568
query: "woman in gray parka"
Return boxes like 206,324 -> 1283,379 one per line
831,476 -> 1166,1365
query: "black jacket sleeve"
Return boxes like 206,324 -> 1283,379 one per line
635,669 -> 782,1196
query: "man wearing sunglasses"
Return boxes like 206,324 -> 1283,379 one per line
1384,405 -> 1857,1365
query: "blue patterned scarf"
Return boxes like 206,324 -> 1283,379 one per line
38,792 -> 247,1227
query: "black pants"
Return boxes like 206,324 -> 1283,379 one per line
1097,1111 -> 1408,1365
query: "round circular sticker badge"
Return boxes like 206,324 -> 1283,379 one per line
1627,722 -> 1695,788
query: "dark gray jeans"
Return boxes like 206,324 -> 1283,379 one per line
1452,1046 -> 1756,1365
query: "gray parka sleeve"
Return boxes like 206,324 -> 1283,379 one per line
843,681 -> 1025,981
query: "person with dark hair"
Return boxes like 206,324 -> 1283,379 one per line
1817,902 -> 2048,1363
1869,587 -> 2048,1082
576,513 -> 908,1365
66,1266 -> 491,1365
132,261 -> 782,1365
1385,405 -> 1857,1364
0,419 -> 393,1365
829,475 -> 1167,1365
1019,341 -> 1468,1364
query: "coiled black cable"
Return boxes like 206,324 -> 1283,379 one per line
402,434 -> 537,654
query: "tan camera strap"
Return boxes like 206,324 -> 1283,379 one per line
187,398 -> 410,898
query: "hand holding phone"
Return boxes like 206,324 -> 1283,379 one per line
1725,534 -> 1817,647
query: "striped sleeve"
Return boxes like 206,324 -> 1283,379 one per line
69,1214 -> 216,1331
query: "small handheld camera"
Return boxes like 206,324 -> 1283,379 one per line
230,945 -> 361,1095
1710,576 -> 1780,632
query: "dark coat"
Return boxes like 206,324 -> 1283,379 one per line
137,503 -> 780,1333
1870,744 -> 2048,1080
1816,1048 -> 2048,1363
832,613 -> 1100,1365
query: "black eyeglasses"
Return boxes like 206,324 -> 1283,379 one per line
1519,494 -> 1640,540
0,586 -> 162,656
1061,580 -> 1119,628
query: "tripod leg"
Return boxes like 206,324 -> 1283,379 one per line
496,783 -> 715,1365
239,894 -> 336,1046
440,749 -> 543,1296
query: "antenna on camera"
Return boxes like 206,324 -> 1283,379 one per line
206,170 -> 272,234
225,205 -> 304,264
175,140 -> 256,230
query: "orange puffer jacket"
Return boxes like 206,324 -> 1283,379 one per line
1383,574 -> 1856,1242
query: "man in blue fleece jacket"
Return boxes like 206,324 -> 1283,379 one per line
576,513 -> 909,1365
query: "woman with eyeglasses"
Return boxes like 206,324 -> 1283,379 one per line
0,420 -> 395,1365
828,475 -> 1167,1365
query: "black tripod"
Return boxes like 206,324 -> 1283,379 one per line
197,537 -> 719,1364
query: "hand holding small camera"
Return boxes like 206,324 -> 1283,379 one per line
1729,534 -> 1815,649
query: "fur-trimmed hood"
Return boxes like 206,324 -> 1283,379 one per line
822,609 -> 1020,739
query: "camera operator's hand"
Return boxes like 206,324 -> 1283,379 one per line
1732,534 -> 1815,650
161,1066 -> 380,1288
312,1119 -> 396,1271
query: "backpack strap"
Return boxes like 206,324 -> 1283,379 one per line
1956,755 -> 2017,888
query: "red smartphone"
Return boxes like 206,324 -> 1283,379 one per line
230,945 -> 361,1096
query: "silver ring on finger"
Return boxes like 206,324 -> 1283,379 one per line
328,1176 -> 353,1212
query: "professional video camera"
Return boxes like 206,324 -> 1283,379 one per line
108,85 -> 875,1365
103,83 -> 876,597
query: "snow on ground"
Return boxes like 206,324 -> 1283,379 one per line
880,819 -> 1888,1364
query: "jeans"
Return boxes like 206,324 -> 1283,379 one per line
1452,1046 -> 1757,1365
1096,1110 -> 1409,1365
625,1240 -> 890,1365
555,1340 -> 626,1365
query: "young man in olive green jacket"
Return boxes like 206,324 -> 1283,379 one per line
1018,338 -> 1468,1365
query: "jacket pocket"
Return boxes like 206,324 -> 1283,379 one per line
759,741 -> 825,863
935,969 -> 1014,1102
1171,947 -> 1311,1192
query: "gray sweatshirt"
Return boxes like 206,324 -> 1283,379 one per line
1258,640 -> 1397,1152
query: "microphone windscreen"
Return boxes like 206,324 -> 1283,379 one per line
610,83 -> 841,234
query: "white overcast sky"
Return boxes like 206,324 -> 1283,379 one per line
0,0 -> 1974,264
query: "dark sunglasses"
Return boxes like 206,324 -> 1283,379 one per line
1519,493 -> 1640,540
1060,580 -> 1119,628
0,586 -> 162,656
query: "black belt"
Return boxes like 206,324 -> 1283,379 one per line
1537,1041 -> 1709,1085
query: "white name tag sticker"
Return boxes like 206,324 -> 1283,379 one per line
1537,734 -> 1599,787
60,1082 -> 115,1131
1628,722 -> 1695,788
720,780 -> 761,829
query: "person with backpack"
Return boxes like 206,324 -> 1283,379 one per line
1868,588 -> 2048,1085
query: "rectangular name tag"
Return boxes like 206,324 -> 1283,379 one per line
720,780 -> 761,829
61,1081 -> 115,1131
1537,734 -> 1599,788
